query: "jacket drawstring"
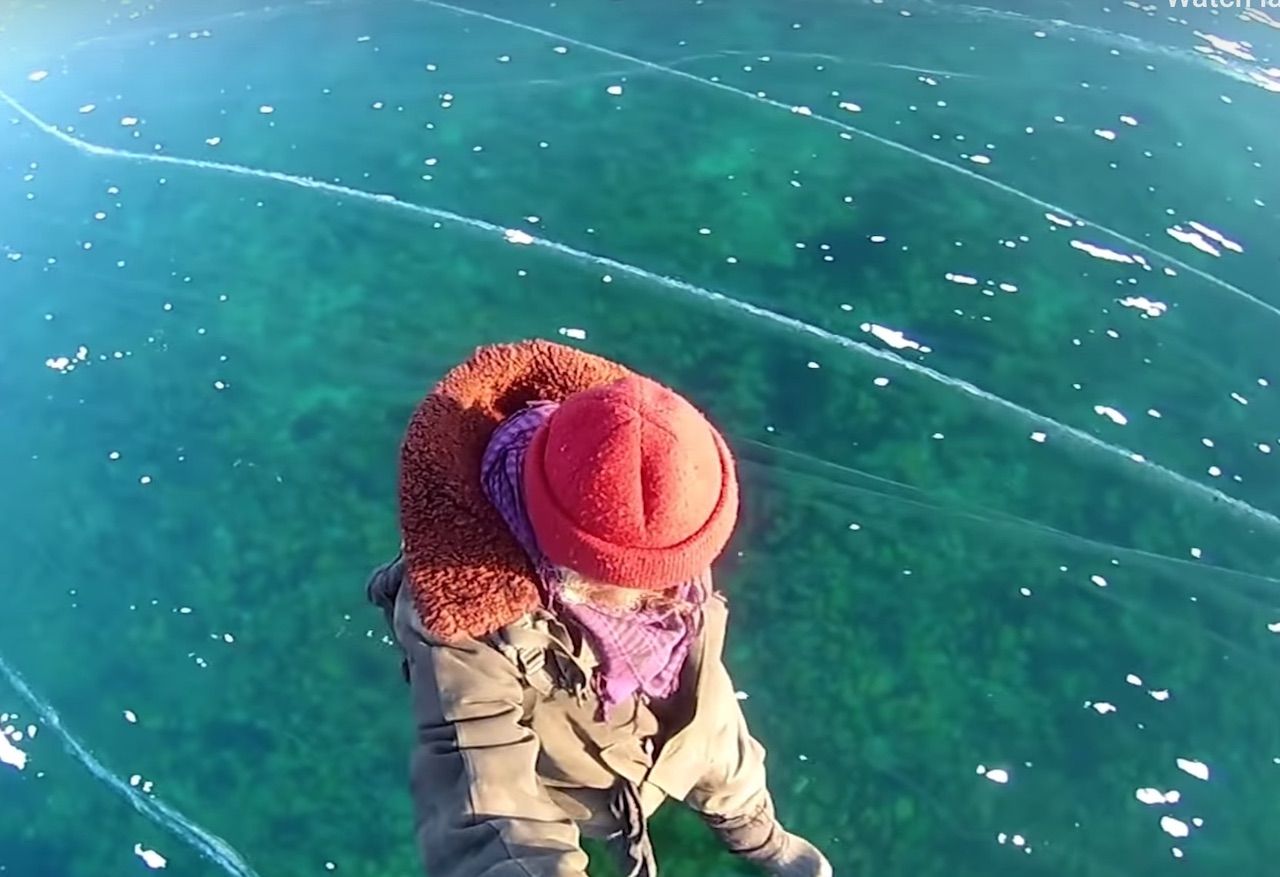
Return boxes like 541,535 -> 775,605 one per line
608,780 -> 657,877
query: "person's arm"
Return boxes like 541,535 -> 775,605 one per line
371,563 -> 590,877
686,660 -> 832,877
685,660 -> 783,858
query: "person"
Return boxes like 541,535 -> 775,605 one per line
367,339 -> 832,877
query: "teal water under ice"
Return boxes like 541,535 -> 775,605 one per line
1,1 -> 1279,875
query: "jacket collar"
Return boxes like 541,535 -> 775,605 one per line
398,340 -> 633,640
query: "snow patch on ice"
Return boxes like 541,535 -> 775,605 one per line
861,323 -> 929,353
1119,296 -> 1167,317
1167,226 -> 1221,257
1094,405 -> 1128,425
0,731 -> 27,771
1176,758 -> 1210,781
134,845 -> 168,869
1071,240 -> 1135,264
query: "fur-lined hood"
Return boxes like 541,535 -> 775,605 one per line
398,339 -> 632,640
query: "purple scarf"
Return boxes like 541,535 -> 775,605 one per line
481,401 -> 705,714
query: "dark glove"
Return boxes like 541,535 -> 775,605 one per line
366,551 -> 408,682
763,833 -> 832,877
366,550 -> 399,611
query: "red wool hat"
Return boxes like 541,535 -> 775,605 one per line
522,375 -> 738,589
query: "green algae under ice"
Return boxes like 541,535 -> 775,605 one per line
0,1 -> 1278,876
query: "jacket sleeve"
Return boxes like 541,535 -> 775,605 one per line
392,581 -> 590,877
683,658 -> 786,862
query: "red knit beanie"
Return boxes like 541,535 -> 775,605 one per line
522,375 -> 738,589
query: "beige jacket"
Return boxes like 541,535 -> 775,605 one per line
369,341 -> 794,877
369,557 -> 780,877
